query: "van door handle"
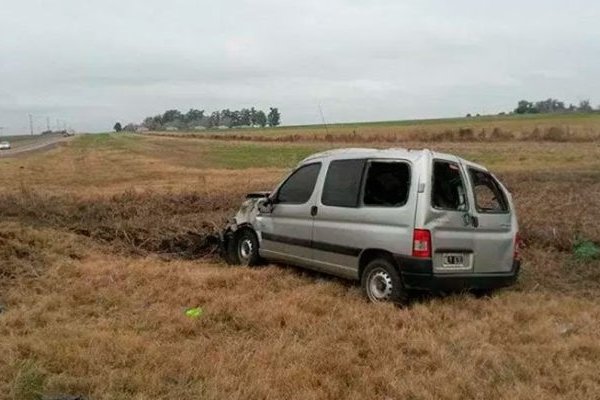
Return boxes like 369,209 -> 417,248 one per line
463,213 -> 479,228
310,206 -> 318,216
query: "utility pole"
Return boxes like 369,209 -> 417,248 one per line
318,104 -> 329,135
29,114 -> 34,135
46,117 -> 51,132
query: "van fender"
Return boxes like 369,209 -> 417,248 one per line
220,196 -> 265,260
357,249 -> 399,279
357,248 -> 433,280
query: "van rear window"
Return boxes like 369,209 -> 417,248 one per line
363,161 -> 410,207
468,169 -> 509,213
432,161 -> 468,211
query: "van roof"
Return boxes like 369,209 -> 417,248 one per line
300,147 -> 489,171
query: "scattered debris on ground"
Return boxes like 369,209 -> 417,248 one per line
185,306 -> 204,318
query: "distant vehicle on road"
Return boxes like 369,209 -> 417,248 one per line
0,141 -> 11,150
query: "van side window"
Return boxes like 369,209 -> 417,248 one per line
322,159 -> 366,207
363,162 -> 410,207
276,163 -> 321,204
432,161 -> 468,211
469,169 -> 509,213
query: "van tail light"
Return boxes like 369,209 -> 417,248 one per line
412,229 -> 432,258
514,232 -> 521,261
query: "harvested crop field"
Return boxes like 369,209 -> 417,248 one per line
1,128 -> 600,399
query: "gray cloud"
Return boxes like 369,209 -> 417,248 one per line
1,0 -> 599,134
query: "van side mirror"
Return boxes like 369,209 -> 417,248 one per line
268,192 -> 279,205
259,195 -> 277,213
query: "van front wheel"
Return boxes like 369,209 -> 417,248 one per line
227,229 -> 260,266
361,258 -> 408,305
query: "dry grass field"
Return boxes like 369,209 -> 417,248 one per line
152,113 -> 600,143
1,126 -> 600,399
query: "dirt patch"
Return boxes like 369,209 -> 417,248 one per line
0,228 -> 49,281
0,189 -> 243,259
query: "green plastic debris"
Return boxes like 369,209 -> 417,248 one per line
573,240 -> 600,261
185,307 -> 204,318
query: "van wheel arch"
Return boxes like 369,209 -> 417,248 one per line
360,254 -> 408,305
358,249 -> 399,278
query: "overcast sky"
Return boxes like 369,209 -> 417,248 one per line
1,0 -> 599,134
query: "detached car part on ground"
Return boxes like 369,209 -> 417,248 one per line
223,148 -> 521,304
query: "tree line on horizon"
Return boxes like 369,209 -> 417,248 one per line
513,98 -> 596,114
464,98 -> 598,118
114,107 -> 281,132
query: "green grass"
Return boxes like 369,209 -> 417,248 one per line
71,133 -> 600,173
0,133 -> 64,142
72,133 -> 324,169
9,360 -> 45,400
0,134 -> 43,142
574,240 -> 600,261
72,133 -> 135,149
201,142 -> 324,169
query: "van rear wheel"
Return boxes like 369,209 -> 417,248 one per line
361,258 -> 408,305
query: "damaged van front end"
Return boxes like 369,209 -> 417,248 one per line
220,192 -> 269,263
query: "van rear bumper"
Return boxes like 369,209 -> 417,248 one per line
395,256 -> 520,292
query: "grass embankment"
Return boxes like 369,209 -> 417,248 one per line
1,130 -> 600,399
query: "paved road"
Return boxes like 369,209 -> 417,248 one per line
0,135 -> 73,158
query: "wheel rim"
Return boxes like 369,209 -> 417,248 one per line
366,267 -> 393,301
238,237 -> 253,262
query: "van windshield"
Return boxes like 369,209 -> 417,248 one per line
432,161 -> 467,211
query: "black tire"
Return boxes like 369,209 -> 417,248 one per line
471,288 -> 494,298
227,229 -> 260,266
361,258 -> 408,305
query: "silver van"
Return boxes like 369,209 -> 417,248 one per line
223,148 -> 520,303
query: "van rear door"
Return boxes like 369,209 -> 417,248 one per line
425,159 -> 477,274
463,166 -> 516,273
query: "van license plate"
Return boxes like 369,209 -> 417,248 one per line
442,253 -> 465,268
